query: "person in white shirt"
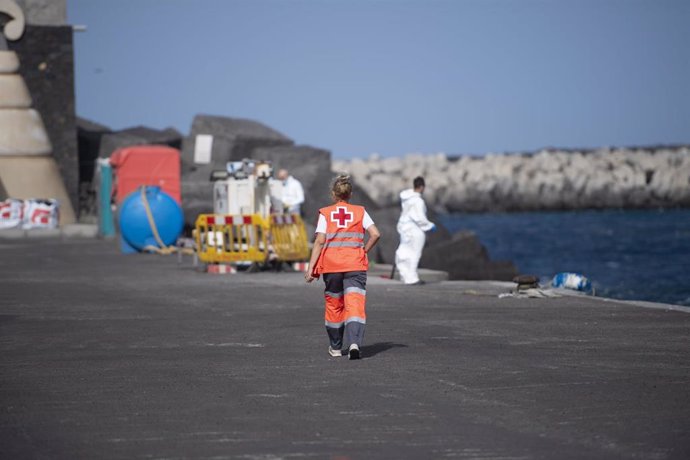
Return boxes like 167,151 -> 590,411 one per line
277,169 -> 305,215
394,176 -> 436,285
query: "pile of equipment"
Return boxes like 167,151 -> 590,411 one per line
194,159 -> 309,268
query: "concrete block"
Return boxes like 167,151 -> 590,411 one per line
0,74 -> 31,107
24,227 -> 60,238
60,223 -> 97,238
0,228 -> 26,239
0,50 -> 20,73
0,109 -> 51,155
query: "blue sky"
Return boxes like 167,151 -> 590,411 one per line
68,0 -> 689,158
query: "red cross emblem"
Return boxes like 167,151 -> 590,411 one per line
330,206 -> 353,228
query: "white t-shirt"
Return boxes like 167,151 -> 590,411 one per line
315,211 -> 374,234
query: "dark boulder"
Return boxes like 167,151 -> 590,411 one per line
77,117 -> 111,185
349,181 -> 381,211
366,206 -> 399,264
420,231 -> 519,281
364,202 -> 517,281
365,205 -> 452,265
181,114 -> 293,179
250,144 -> 331,226
118,126 -> 183,150
76,117 -> 111,218
180,115 -> 294,227
180,181 -> 214,230
98,125 -> 183,158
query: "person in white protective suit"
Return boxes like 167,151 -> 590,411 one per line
277,169 -> 305,215
394,176 -> 436,285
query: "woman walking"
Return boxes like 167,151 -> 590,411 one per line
305,175 -> 381,359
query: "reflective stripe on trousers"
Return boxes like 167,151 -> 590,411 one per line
323,271 -> 367,350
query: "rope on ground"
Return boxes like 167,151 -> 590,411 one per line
140,186 -> 195,256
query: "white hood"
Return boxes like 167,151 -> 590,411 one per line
399,188 -> 420,202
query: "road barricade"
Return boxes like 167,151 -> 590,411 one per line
194,213 -> 309,265
195,214 -> 269,263
269,214 -> 309,262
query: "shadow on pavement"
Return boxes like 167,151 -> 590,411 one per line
362,342 -> 408,358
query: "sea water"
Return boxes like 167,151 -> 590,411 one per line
439,209 -> 690,306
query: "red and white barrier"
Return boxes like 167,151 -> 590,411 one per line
206,264 -> 237,274
293,262 -> 309,272
206,215 -> 253,225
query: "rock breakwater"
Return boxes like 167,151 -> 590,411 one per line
334,146 -> 690,212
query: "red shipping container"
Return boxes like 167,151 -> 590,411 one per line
110,146 -> 181,204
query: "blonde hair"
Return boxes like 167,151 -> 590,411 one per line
331,174 -> 353,201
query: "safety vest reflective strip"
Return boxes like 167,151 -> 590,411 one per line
344,286 -> 366,296
326,232 -> 365,240
323,241 -> 363,248
345,316 -> 366,325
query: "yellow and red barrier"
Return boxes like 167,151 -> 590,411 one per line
194,213 -> 309,265
269,214 -> 310,262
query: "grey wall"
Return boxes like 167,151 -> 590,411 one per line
15,0 -> 66,25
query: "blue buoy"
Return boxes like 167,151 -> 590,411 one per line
119,186 -> 183,252
552,272 -> 594,294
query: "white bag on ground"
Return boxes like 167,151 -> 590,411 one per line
0,199 -> 24,229
22,199 -> 60,229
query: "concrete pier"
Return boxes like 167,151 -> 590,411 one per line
1,239 -> 688,459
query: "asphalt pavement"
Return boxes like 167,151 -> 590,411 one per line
1,239 -> 689,459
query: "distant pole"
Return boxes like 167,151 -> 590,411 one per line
98,159 -> 115,238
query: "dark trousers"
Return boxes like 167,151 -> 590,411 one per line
322,271 -> 367,349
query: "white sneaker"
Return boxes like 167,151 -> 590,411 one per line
348,343 -> 360,360
328,346 -> 342,357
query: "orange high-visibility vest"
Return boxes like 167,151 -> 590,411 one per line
316,202 -> 368,274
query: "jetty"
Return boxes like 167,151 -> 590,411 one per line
1,239 -> 688,458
